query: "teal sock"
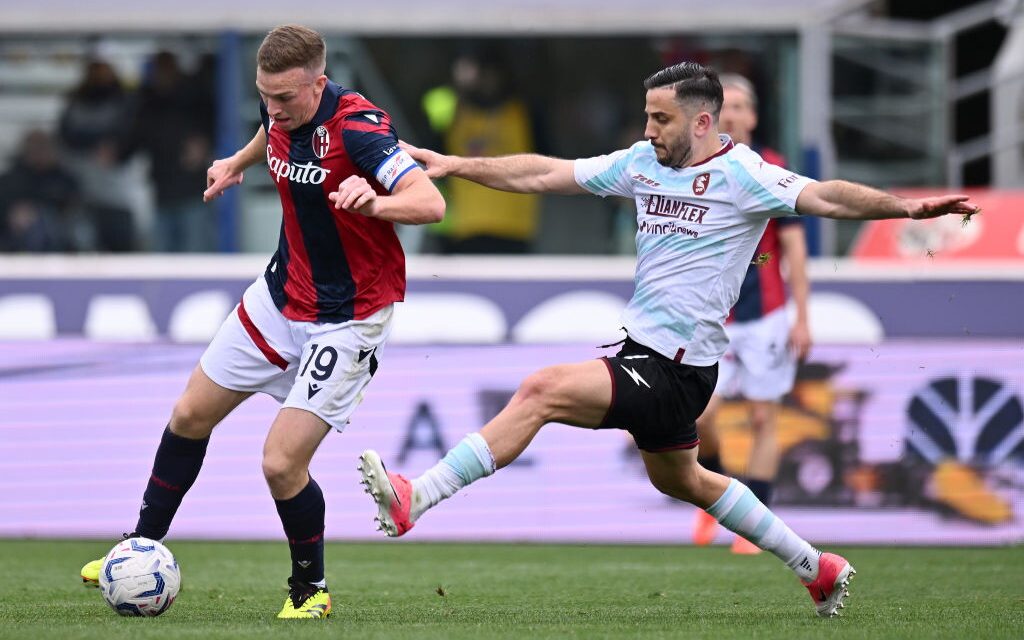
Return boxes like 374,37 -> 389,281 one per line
707,479 -> 820,581
411,433 -> 495,520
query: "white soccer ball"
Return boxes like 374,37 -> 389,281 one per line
98,537 -> 181,617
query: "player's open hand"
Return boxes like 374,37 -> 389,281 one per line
399,141 -> 450,179
203,158 -> 244,202
906,195 -> 979,220
788,319 -> 812,362
329,175 -> 379,216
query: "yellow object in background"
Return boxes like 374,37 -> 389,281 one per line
932,459 -> 1012,524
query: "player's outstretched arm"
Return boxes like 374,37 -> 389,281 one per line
401,141 -> 587,195
795,180 -> 979,221
203,128 -> 267,202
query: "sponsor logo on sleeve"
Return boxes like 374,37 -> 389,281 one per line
631,172 -> 660,187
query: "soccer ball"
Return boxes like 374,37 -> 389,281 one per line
98,537 -> 180,617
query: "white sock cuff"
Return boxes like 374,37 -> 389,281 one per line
465,432 -> 496,475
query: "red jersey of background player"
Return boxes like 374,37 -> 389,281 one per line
260,80 -> 416,323
729,146 -> 803,323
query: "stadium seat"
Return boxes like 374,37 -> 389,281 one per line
796,292 -> 885,344
168,290 -> 235,343
83,294 -> 157,341
389,293 -> 506,344
512,291 -> 627,344
0,294 -> 57,339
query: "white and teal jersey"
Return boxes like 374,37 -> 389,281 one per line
573,135 -> 815,366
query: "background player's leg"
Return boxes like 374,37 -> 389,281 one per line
744,399 -> 780,505
404,359 -> 612,521
136,365 -> 251,540
262,407 -> 331,587
694,394 -> 725,473
728,399 -> 781,553
692,395 -> 725,544
640,447 -> 821,582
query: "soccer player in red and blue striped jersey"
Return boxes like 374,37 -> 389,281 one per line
80,25 -> 444,619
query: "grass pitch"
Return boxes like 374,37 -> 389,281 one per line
0,540 -> 1020,639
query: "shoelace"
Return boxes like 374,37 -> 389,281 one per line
287,579 -> 320,609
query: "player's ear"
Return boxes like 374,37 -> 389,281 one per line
694,111 -> 713,135
314,74 -> 327,94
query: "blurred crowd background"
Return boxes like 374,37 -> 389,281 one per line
1,0 -> 1020,257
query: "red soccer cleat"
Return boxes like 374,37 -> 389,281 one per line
803,552 -> 856,617
693,509 -> 719,546
358,450 -> 415,537
730,535 -> 763,555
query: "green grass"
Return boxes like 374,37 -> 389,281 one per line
0,540 -> 1021,639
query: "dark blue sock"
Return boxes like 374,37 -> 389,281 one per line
135,425 -> 209,539
700,453 -> 725,476
275,477 -> 326,585
745,478 -> 774,507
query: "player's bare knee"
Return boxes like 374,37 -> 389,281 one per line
261,454 -> 303,494
168,398 -> 215,439
513,368 -> 563,422
749,414 -> 776,439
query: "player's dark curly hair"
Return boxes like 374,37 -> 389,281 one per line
643,62 -> 723,117
258,24 -> 326,74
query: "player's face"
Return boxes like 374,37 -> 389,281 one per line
256,67 -> 326,131
718,86 -> 757,145
644,88 -> 694,168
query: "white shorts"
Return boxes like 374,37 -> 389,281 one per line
716,307 -> 797,402
199,277 -> 393,431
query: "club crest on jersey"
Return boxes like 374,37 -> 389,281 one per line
692,172 -> 711,195
313,125 -> 330,159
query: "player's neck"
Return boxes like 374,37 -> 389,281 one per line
683,134 -> 730,168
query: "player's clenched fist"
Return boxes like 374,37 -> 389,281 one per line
329,175 -> 379,216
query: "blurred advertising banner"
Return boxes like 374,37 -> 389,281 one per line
1,255 -> 1022,342
1,340 -> 1020,545
852,189 -> 1024,261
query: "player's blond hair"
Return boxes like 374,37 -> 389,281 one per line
257,25 -> 326,74
718,73 -> 758,109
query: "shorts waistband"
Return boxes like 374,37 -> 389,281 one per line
621,337 -> 673,362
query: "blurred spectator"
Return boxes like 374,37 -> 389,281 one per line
125,51 -> 215,252
422,52 -> 540,253
0,129 -> 81,252
59,58 -> 138,252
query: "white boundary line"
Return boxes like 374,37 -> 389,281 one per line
0,255 -> 1022,281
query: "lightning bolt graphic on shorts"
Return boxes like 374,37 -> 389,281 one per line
620,365 -> 651,388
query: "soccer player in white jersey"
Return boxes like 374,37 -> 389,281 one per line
358,62 -> 978,618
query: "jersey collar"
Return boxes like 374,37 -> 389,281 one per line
294,80 -> 343,135
689,134 -> 735,168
